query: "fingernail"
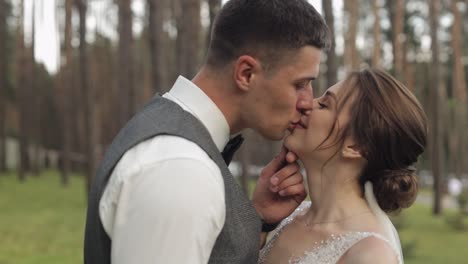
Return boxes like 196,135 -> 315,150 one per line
279,190 -> 285,196
271,176 -> 279,185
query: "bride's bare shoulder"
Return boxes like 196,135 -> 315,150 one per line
341,235 -> 399,264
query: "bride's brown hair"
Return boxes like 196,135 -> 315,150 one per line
350,69 -> 427,213
322,68 -> 428,213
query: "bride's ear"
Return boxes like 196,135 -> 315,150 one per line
341,140 -> 363,160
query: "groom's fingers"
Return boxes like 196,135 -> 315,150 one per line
277,181 -> 306,200
286,151 -> 297,163
273,172 -> 303,194
268,162 -> 300,188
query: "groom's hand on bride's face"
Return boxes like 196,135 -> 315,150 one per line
267,148 -> 301,196
252,147 -> 306,224
270,159 -> 304,198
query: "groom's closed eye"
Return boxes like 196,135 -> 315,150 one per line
295,80 -> 311,90
293,76 -> 316,90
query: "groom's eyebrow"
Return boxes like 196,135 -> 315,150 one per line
294,76 -> 316,84
305,76 -> 317,81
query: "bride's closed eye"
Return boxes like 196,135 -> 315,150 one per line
318,102 -> 327,109
315,96 -> 328,109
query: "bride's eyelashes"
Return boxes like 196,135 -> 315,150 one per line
316,97 -> 328,109
318,102 -> 327,109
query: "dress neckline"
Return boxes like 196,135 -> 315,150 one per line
258,201 -> 400,264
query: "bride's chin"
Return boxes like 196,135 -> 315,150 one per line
284,139 -> 302,157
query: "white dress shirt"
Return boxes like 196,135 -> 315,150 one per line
99,76 -> 231,264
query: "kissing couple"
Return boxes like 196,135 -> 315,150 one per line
84,0 -> 427,263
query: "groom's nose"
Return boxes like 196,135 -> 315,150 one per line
297,88 -> 313,115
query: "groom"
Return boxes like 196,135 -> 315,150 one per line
84,0 -> 330,263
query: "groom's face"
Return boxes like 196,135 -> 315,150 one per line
246,46 -> 321,140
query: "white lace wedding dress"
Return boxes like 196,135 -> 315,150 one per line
258,182 -> 403,264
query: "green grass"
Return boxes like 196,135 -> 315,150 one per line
0,171 -> 467,264
0,170 -> 86,264
395,205 -> 468,264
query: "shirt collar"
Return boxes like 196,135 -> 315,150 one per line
163,76 -> 230,152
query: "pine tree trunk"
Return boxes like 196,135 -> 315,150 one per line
206,0 -> 221,50
322,0 -> 337,89
0,0 -> 7,172
17,0 -> 29,181
76,0 -> 96,194
371,0 -> 382,67
450,0 -> 467,180
429,0 -> 443,215
344,0 -> 359,71
177,0 -> 201,78
30,0 -> 40,176
148,0 -> 169,93
58,0 -> 73,185
118,0 -> 135,126
392,0 -> 405,80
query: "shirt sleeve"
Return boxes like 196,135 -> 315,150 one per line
108,157 -> 226,264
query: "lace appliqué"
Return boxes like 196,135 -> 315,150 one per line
258,202 -> 398,264
258,202 -> 310,264
288,232 -> 390,264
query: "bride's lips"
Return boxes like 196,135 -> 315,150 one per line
288,119 -> 308,132
299,117 -> 308,129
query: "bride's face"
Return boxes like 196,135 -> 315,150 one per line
284,81 -> 354,161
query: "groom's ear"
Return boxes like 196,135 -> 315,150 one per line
233,55 -> 260,92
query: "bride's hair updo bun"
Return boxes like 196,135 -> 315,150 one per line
341,68 -> 428,213
371,168 -> 418,213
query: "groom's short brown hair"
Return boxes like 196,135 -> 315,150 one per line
206,0 -> 330,72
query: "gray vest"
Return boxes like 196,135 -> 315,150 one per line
84,96 -> 261,264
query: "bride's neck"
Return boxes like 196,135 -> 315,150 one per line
303,160 -> 369,224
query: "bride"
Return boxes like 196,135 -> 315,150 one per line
258,68 -> 427,264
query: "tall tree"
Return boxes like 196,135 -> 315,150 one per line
17,0 -> 29,181
93,34 -> 119,148
118,0 -> 135,126
450,0 -> 467,179
429,0 -> 443,215
76,0 -> 96,193
0,0 -> 8,172
30,0 -> 40,176
371,0 -> 382,67
392,0 -> 405,80
148,0 -> 169,92
322,0 -> 337,88
177,0 -> 201,78
57,0 -> 73,185
344,0 -> 359,71
464,0 -> 468,175
206,0 -> 221,49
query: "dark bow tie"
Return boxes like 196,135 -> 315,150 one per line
221,134 -> 244,165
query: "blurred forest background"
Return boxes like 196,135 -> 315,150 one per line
0,0 -> 468,263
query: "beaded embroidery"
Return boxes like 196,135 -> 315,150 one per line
258,202 -> 400,264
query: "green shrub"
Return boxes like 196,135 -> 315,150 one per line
457,190 -> 468,214
445,212 -> 466,231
